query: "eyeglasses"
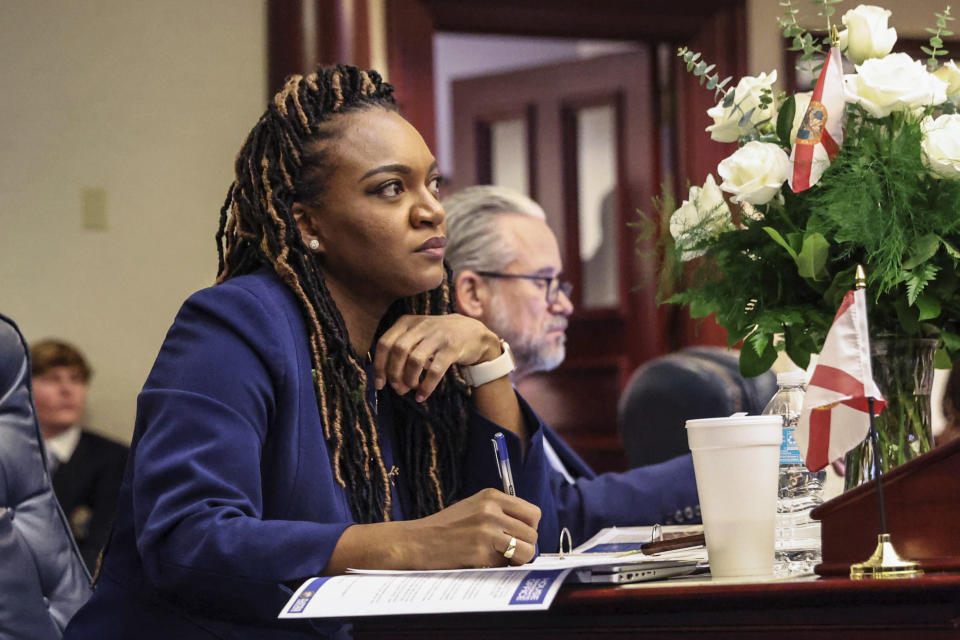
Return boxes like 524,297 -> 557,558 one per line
476,271 -> 574,305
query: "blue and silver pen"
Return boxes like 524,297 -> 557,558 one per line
491,432 -> 516,496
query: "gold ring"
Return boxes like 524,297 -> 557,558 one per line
503,536 -> 517,560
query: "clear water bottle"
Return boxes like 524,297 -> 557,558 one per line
762,370 -> 826,576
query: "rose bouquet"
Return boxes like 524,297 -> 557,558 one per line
660,1 -> 960,381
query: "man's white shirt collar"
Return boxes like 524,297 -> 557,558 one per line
542,436 -> 575,484
45,424 -> 82,464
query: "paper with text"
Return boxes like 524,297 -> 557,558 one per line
278,568 -> 571,619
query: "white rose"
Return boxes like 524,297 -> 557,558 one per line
706,71 -> 778,142
669,174 -> 733,261
844,53 -> 948,118
789,91 -> 813,145
934,60 -> 960,104
838,5 -> 897,65
717,141 -> 791,205
921,114 -> 960,179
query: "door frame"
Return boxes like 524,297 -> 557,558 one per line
386,0 -> 746,357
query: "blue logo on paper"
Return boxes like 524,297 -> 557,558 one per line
509,570 -> 564,605
287,577 -> 330,614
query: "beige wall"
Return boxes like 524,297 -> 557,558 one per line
748,0 -> 955,77
1,1 -> 266,443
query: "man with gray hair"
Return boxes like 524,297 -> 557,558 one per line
444,185 -> 700,545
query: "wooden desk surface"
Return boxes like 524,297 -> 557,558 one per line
352,573 -> 960,639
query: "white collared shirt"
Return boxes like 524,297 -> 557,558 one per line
542,436 -> 575,485
44,424 -> 82,466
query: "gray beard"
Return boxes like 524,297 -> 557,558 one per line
487,300 -> 566,381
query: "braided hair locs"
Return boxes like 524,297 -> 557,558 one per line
215,65 -> 469,524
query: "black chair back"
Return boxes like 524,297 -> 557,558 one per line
617,346 -> 778,468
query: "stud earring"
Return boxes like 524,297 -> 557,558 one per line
308,239 -> 320,251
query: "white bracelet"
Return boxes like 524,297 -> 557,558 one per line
461,339 -> 515,387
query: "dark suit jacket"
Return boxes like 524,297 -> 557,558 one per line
543,425 -> 700,547
52,430 -> 128,572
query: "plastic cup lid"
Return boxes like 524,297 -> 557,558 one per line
685,415 -> 782,429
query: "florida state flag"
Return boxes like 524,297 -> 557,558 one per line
795,289 -> 886,472
789,46 -> 846,192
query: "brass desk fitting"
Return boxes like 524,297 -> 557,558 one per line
849,533 -> 924,580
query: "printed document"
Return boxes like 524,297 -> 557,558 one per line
279,568 -> 571,619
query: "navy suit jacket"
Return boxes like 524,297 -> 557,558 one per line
542,425 -> 699,547
64,269 -> 558,640
52,430 -> 128,572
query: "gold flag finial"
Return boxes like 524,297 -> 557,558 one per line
831,25 -> 840,47
855,265 -> 866,290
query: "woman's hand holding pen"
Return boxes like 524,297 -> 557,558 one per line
323,489 -> 540,574
403,488 -> 541,568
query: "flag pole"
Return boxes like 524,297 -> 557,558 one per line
866,397 -> 888,534
857,262 -> 889,535
849,265 -> 922,580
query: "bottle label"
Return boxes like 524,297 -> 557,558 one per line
780,421 -> 803,464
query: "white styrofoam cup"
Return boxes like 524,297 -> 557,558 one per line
686,415 -> 782,578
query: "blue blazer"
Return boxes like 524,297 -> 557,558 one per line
63,269 -> 559,640
542,426 -> 700,547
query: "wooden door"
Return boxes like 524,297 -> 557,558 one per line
451,52 -> 663,472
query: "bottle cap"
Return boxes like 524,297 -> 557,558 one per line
776,370 -> 807,387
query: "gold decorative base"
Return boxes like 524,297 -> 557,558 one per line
850,534 -> 924,580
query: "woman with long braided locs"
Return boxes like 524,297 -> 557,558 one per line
216,66 -> 467,524
60,63 -> 551,640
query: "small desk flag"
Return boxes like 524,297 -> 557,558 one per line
795,289 -> 885,472
789,46 -> 846,192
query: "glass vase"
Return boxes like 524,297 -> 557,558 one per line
843,337 -> 937,491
